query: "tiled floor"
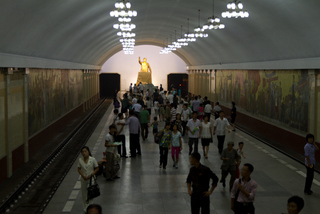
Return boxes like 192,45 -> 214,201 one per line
44,103 -> 320,214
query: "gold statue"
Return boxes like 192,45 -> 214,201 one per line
136,57 -> 152,85
139,57 -> 152,73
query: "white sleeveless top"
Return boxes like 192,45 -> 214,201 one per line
201,122 -> 212,138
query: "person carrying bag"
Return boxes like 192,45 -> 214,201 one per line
87,175 -> 100,202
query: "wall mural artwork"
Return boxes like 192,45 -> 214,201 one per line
216,70 -> 309,132
28,69 -> 83,136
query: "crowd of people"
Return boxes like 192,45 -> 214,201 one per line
76,82 -> 314,214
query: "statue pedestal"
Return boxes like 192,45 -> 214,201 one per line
136,72 -> 152,85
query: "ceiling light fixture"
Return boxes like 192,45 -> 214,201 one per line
194,10 -> 208,38
110,0 -> 137,54
184,19 -> 196,42
203,0 -> 225,30
221,1 -> 249,18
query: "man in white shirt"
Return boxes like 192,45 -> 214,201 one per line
115,113 -> 127,158
138,82 -> 144,94
182,104 -> 191,136
167,92 -> 174,104
187,112 -> 201,155
192,96 -> 201,112
105,124 -> 119,181
213,102 -> 222,119
132,95 -> 138,105
132,102 -> 142,116
213,111 -> 230,154
204,102 -> 213,121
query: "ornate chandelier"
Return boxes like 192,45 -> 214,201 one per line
222,1 -> 249,18
110,0 -> 137,54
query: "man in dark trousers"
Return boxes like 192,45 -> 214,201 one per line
125,110 -> 141,157
231,163 -> 258,214
187,152 -> 219,214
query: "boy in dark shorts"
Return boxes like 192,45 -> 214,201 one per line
152,116 -> 159,136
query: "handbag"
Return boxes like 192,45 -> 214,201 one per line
114,153 -> 121,161
154,130 -> 164,144
87,175 -> 100,202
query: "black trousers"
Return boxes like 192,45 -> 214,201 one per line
189,138 -> 199,155
140,123 -> 149,139
130,133 -> 139,157
182,121 -> 187,136
304,166 -> 314,192
115,135 -> 126,156
217,135 -> 226,154
191,192 -> 210,214
159,146 -> 169,167
205,113 -> 211,122
234,202 -> 255,214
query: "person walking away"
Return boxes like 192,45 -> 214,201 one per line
231,101 -> 237,131
170,103 -> 177,123
146,97 -> 152,115
178,88 -> 181,102
231,163 -> 257,214
132,101 -> 142,118
121,94 -> 129,118
171,124 -> 182,169
145,89 -> 150,100
105,125 -> 120,181
173,94 -> 178,109
129,83 -> 133,94
204,100 -> 212,121
165,101 -> 171,122
187,112 -> 201,155
157,122 -> 172,169
151,117 -> 158,136
78,146 -> 99,212
173,113 -> 183,134
154,99 -> 159,120
198,103 -> 204,121
213,102 -> 221,119
140,105 -> 150,141
192,96 -> 200,113
304,133 -> 319,195
187,152 -> 218,214
213,111 -> 231,154
115,113 -> 127,158
220,141 -> 240,191
199,115 -> 212,159
125,110 -> 141,157
167,91 -> 174,104
158,95 -> 165,122
182,104 -> 191,136
199,95 -> 204,104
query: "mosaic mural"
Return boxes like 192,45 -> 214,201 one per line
28,69 -> 83,136
216,70 -> 309,132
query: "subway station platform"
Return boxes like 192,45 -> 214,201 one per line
44,103 -> 320,214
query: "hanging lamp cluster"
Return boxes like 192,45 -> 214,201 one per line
160,0 -> 225,54
222,1 -> 249,18
160,0 -> 249,54
110,1 -> 137,54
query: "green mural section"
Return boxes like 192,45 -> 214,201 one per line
216,70 -> 309,132
28,69 -> 83,136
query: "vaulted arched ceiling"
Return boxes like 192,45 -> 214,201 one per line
0,0 -> 320,67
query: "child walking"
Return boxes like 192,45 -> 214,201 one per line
171,124 -> 182,169
157,122 -> 172,169
152,117 -> 159,136
236,142 -> 246,178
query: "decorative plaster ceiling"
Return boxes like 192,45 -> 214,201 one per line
0,0 -> 319,67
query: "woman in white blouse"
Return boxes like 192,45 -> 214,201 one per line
199,115 -> 213,159
78,146 -> 99,212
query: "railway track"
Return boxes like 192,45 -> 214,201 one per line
0,99 -> 111,214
